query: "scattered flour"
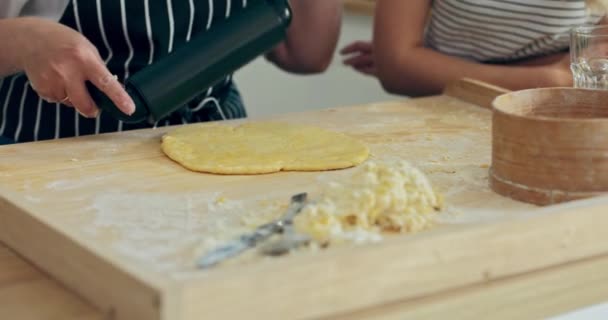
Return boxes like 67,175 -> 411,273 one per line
435,207 -> 510,224
46,174 -> 118,191
23,195 -> 42,203
85,192 -> 271,272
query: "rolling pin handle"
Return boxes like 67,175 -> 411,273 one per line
86,81 -> 151,124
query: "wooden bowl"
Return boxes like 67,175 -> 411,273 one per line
491,88 -> 608,205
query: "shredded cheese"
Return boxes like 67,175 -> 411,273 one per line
294,160 -> 443,244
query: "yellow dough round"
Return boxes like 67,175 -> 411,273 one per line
161,122 -> 370,174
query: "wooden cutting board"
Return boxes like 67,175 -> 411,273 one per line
2,79 -> 608,320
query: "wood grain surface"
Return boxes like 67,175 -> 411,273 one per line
1,80 -> 607,319
0,245 -> 103,320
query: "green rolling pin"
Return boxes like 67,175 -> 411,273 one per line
87,0 -> 292,124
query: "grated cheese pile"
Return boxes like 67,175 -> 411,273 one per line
294,160 -> 443,244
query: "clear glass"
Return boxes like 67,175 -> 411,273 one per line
571,25 -> 608,89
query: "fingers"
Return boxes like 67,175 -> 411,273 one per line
340,40 -> 373,55
341,41 -> 375,75
65,80 -> 99,118
23,28 -> 134,117
86,59 -> 135,116
58,94 -> 74,107
32,57 -> 133,118
341,51 -> 376,76
40,93 -> 72,106
343,54 -> 374,69
340,42 -> 358,55
31,81 -> 68,104
357,66 -> 377,76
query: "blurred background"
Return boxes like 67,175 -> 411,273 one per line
236,8 -> 398,118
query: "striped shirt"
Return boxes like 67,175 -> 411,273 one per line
0,0 -> 247,144
425,0 -> 606,62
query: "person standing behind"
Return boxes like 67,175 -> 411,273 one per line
341,0 -> 606,96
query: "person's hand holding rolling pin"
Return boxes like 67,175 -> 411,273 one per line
0,17 -> 135,118
0,0 -> 341,144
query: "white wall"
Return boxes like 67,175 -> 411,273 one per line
235,12 -> 399,118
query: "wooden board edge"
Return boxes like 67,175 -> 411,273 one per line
0,193 -> 165,320
0,245 -> 105,320
173,196 -> 608,319
443,78 -> 510,109
331,253 -> 608,320
343,0 -> 375,16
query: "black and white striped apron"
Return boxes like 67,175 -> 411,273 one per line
0,0 -> 247,144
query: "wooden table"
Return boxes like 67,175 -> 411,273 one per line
2,83 -> 608,319
0,245 -> 101,319
3,231 -> 608,319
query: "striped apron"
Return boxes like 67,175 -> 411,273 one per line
0,0 -> 247,144
425,0 -> 605,62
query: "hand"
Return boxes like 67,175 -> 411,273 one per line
547,54 -> 574,87
340,40 -> 377,76
509,53 -> 573,87
19,18 -> 135,118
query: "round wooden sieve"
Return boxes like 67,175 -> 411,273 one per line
491,88 -> 608,205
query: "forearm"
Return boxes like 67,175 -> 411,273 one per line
0,18 -> 35,76
376,47 -> 559,97
511,53 -> 566,66
267,0 -> 342,74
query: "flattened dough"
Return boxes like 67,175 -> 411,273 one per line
161,122 -> 370,174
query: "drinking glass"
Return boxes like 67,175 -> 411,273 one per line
571,25 -> 608,89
